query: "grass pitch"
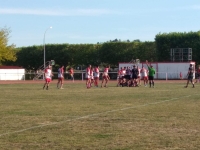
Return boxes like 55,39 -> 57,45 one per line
0,81 -> 200,150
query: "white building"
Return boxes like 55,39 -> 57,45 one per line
0,66 -> 25,80
119,62 -> 195,80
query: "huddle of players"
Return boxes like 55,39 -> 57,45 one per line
85,65 -> 110,88
117,65 -> 148,87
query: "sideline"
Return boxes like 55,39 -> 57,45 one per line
0,94 -> 197,137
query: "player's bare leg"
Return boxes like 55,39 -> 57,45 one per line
96,78 -> 99,87
60,80 -> 64,89
87,79 -> 91,88
117,78 -> 121,87
43,83 -> 46,89
101,79 -> 105,88
138,77 -> 141,86
86,79 -> 88,88
104,79 -> 108,87
45,82 -> 50,90
57,80 -> 60,89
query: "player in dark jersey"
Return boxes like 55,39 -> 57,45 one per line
131,65 -> 139,87
185,64 -> 195,88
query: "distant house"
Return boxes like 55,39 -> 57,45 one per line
0,66 -> 25,80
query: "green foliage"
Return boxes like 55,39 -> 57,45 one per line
155,31 -> 200,64
16,46 -> 43,70
99,41 -> 156,67
14,41 -> 156,70
13,30 -> 200,70
0,27 -> 16,64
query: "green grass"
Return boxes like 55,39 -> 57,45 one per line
0,81 -> 200,150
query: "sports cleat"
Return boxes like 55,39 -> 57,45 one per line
184,86 -> 188,88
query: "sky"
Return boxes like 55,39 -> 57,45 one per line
1,0 -> 200,47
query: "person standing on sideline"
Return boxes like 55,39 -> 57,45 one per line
94,65 -> 100,87
101,65 -> 110,88
43,65 -> 53,90
146,60 -> 156,88
57,65 -> 64,89
85,64 -> 91,88
185,64 -> 195,88
195,66 -> 200,83
69,67 -> 74,82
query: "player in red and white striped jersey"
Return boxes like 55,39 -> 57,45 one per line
43,65 -> 53,90
85,65 -> 91,88
57,65 -> 64,89
94,65 -> 100,87
141,66 -> 148,87
101,65 -> 110,88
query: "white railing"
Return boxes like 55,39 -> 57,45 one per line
0,71 -> 193,81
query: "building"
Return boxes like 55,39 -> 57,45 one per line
0,66 -> 25,80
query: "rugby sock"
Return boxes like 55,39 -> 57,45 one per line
149,82 -> 151,87
152,81 -> 154,86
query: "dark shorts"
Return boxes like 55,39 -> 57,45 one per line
125,75 -> 131,80
188,75 -> 193,81
148,76 -> 154,80
132,74 -> 137,80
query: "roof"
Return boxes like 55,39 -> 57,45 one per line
0,66 -> 24,69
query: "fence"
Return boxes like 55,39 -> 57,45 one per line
0,71 -> 194,81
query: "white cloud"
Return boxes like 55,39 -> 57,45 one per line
0,8 -> 120,16
176,5 -> 200,10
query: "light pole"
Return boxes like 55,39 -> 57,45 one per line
43,26 -> 52,70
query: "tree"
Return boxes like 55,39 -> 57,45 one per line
155,31 -> 200,64
0,27 -> 16,64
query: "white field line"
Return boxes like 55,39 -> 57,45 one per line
0,94 -> 197,137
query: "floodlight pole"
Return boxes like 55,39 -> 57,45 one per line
43,26 -> 52,71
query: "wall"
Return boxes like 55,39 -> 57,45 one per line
119,62 -> 195,80
0,69 -> 25,80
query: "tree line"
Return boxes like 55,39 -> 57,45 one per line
14,42 -> 156,71
1,27 -> 200,71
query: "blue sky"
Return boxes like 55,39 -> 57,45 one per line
1,0 -> 200,47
